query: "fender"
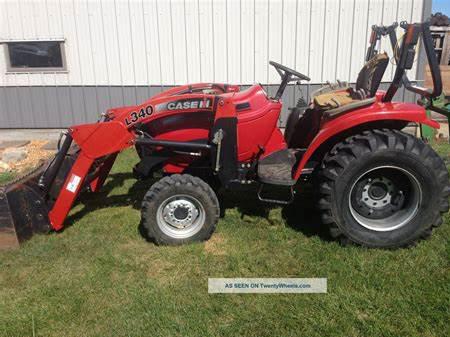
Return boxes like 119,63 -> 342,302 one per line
293,101 -> 440,180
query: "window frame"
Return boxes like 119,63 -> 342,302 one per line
3,39 -> 67,73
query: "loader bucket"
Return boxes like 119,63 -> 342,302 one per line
0,165 -> 51,249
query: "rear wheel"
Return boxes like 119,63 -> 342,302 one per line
141,174 -> 220,245
318,129 -> 450,248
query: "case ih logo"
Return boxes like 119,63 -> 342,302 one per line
159,98 -> 213,111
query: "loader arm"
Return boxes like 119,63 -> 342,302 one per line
0,120 -> 136,248
47,121 -> 134,230
1,91 -> 221,246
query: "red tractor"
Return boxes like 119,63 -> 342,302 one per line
1,21 -> 449,249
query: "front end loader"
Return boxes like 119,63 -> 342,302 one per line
1,21 -> 449,249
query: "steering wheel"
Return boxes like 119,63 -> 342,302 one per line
269,61 -> 311,82
269,61 -> 310,100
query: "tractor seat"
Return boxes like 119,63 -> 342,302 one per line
313,53 -> 389,117
284,53 -> 389,148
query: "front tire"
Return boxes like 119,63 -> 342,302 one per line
318,129 -> 450,248
141,174 -> 220,245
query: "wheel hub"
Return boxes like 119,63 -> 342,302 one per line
173,206 -> 189,220
162,199 -> 199,229
349,166 -> 422,232
368,183 -> 387,199
361,177 -> 394,209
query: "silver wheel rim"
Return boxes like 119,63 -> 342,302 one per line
348,165 -> 422,232
156,194 -> 205,239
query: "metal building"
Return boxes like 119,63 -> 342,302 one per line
0,0 -> 431,128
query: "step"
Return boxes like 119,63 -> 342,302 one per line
257,149 -> 297,186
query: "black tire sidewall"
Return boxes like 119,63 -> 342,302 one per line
332,149 -> 439,247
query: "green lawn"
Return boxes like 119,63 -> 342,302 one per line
0,171 -> 16,186
1,144 -> 449,337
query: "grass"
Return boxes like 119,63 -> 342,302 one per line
0,144 -> 449,337
0,171 -> 16,185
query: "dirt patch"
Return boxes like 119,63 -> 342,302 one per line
117,240 -> 178,279
0,141 -> 54,173
204,233 -> 227,256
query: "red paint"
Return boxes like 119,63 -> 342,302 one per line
48,152 -> 94,230
261,128 -> 287,159
222,85 -> 284,160
293,95 -> 439,179
90,153 -> 118,192
70,121 -> 133,158
47,84 -> 439,231
163,157 -> 193,174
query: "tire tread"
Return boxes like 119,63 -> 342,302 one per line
318,129 -> 450,248
141,174 -> 220,245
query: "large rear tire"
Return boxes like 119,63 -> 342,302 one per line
317,129 -> 450,248
141,174 -> 220,245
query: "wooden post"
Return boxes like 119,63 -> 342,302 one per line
430,26 -> 450,66
441,30 -> 450,66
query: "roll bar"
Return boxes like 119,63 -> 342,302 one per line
382,21 -> 442,102
366,22 -> 399,62
366,22 -> 410,87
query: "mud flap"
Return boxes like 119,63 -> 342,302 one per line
0,168 -> 51,249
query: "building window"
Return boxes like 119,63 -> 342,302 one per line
5,40 -> 66,72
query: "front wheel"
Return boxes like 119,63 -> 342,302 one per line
318,129 -> 450,248
141,174 -> 220,245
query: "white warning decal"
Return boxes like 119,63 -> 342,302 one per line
66,174 -> 81,193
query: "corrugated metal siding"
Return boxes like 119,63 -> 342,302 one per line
0,83 -> 415,128
0,0 -> 430,128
